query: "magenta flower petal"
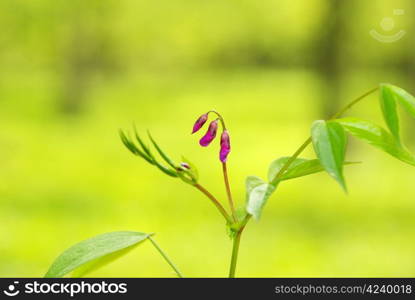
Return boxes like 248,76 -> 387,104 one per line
199,120 -> 218,147
192,113 -> 208,134
220,130 -> 231,162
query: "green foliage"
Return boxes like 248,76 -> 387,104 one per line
379,85 -> 400,143
333,118 -> 415,166
311,120 -> 348,192
120,128 -> 199,185
245,176 -> 276,220
268,157 -> 358,183
246,84 -> 415,224
45,231 -> 150,278
382,84 -> 415,118
308,85 -> 415,192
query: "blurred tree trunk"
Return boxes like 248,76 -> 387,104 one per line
59,2 -> 120,115
316,0 -> 348,118
60,26 -> 90,114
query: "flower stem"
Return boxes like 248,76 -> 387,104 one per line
194,183 -> 233,223
271,87 -> 379,185
228,215 -> 250,278
148,236 -> 183,278
229,232 -> 242,278
222,163 -> 237,222
209,110 -> 227,130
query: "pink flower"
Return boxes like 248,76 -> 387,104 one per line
192,113 -> 208,134
220,130 -> 231,162
199,119 -> 219,147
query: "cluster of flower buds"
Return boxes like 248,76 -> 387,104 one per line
192,111 -> 231,163
120,127 -> 198,185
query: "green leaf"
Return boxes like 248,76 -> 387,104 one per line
119,130 -> 153,164
379,84 -> 400,142
311,120 -> 348,192
268,157 -> 359,182
45,231 -> 150,278
245,176 -> 276,220
148,132 -> 177,169
71,245 -> 137,278
134,125 -> 153,158
384,84 -> 415,118
333,117 -> 415,166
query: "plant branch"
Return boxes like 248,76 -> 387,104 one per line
228,215 -> 250,278
227,87 -> 378,278
270,87 -> 379,185
194,183 -> 233,223
222,163 -> 237,222
148,236 -> 183,278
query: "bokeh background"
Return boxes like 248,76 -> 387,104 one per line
1,0 -> 415,277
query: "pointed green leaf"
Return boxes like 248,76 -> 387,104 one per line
333,117 -> 415,166
153,162 -> 178,177
384,84 -> 415,118
71,245 -> 137,278
379,84 -> 400,142
45,231 -> 150,278
245,176 -> 276,220
119,130 -> 153,164
134,125 -> 153,158
148,132 -> 177,169
311,120 -> 348,192
268,157 -> 359,182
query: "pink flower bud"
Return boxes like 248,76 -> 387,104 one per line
192,113 -> 209,134
199,119 -> 218,147
180,162 -> 190,169
219,130 -> 231,162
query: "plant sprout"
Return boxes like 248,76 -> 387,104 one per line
45,83 -> 415,278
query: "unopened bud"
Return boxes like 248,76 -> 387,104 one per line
199,119 -> 219,147
192,113 -> 209,134
219,130 -> 231,162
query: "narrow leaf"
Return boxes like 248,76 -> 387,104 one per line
379,84 -> 400,142
245,176 -> 276,220
45,231 -> 149,278
268,157 -> 359,182
119,130 -> 153,164
384,84 -> 415,118
311,120 -> 348,192
134,125 -> 153,158
148,132 -> 177,169
334,117 -> 415,166
153,162 -> 179,177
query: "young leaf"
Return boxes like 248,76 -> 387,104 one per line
268,157 -> 359,183
134,125 -> 153,158
45,231 -> 150,278
333,117 -> 415,166
311,120 -> 348,192
379,84 -> 400,143
384,84 -> 415,118
119,130 -> 153,164
148,132 -> 177,169
245,176 -> 276,220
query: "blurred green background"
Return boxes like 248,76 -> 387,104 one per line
1,0 -> 415,277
